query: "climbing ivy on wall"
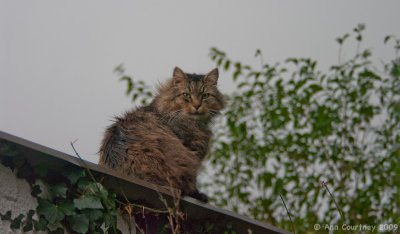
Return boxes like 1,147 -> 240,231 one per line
0,143 -> 122,233
0,141 -> 241,233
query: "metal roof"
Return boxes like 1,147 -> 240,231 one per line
0,131 -> 290,234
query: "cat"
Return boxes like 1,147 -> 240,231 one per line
99,67 -> 226,202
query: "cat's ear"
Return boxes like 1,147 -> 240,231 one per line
204,68 -> 219,85
172,67 -> 187,85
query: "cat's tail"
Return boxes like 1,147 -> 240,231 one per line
98,121 -> 136,169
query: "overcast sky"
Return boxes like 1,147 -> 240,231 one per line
1,1 -> 399,163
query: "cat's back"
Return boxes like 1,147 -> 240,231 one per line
98,105 -> 167,168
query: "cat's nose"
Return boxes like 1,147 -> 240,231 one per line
193,100 -> 201,110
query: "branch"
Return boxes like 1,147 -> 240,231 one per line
279,193 -> 296,234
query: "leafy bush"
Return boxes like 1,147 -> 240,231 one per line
203,25 -> 400,232
118,25 -> 400,232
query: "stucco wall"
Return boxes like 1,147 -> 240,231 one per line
0,164 -> 40,234
0,163 -> 135,234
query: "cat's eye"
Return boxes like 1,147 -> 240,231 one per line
183,93 -> 191,98
202,93 -> 210,99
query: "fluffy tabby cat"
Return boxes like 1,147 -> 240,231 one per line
99,67 -> 225,202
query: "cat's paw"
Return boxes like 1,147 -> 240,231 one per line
188,191 -> 208,203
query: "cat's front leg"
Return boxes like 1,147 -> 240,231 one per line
183,134 -> 211,159
190,141 -> 209,159
187,189 -> 208,203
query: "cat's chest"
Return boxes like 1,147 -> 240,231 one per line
168,122 -> 211,150
170,123 -> 210,141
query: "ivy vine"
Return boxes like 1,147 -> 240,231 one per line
0,142 -> 122,233
0,141 -> 242,233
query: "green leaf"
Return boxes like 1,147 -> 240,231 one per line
62,167 -> 85,185
356,23 -> 366,32
37,199 -> 65,224
132,93 -> 138,101
336,34 -> 349,45
1,210 -> 12,220
0,157 -> 15,170
120,76 -> 133,95
83,209 -> 103,221
27,209 -> 35,219
286,57 -> 298,64
77,178 -> 90,191
51,183 -> 68,199
233,71 -> 241,81
68,214 -> 89,234
34,216 -> 48,231
23,223 -> 33,232
12,154 -> 25,167
384,35 -> 392,44
224,60 -> 231,70
113,64 -> 125,74
74,195 -> 103,210
103,212 -> 118,228
59,200 -> 75,216
0,143 -> 17,157
238,82 -> 248,89
86,183 -> 108,199
22,220 -> 33,232
31,184 -> 42,197
308,84 -> 323,94
217,58 -> 224,67
10,214 -> 24,229
34,164 -> 48,177
16,163 -> 34,183
22,210 -> 35,231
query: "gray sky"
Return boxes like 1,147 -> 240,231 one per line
1,1 -> 399,163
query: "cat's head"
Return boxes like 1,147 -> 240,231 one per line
154,67 -> 226,122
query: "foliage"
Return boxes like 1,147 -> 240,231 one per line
0,141 -> 240,233
0,143 -> 122,233
204,24 -> 400,232
114,64 -> 153,106
117,25 -> 399,232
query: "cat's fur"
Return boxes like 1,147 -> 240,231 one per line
99,67 -> 225,202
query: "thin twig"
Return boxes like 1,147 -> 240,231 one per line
118,184 -> 169,214
70,140 -> 97,183
279,193 -> 296,234
323,181 -> 344,220
157,181 -> 184,234
114,199 -> 169,214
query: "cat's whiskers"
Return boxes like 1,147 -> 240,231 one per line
172,110 -> 184,123
160,109 -> 182,122
208,109 -> 220,116
167,109 -> 183,124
